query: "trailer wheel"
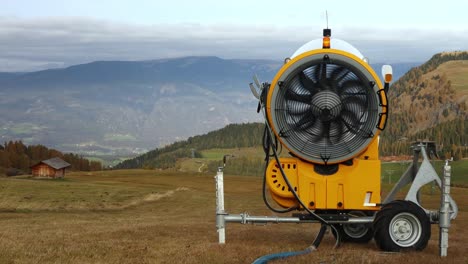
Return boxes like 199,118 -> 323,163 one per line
373,200 -> 430,252
332,211 -> 374,243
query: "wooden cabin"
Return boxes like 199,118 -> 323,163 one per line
31,157 -> 71,178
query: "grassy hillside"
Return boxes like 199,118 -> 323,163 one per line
0,170 -> 467,263
115,123 -> 265,170
381,51 -> 468,158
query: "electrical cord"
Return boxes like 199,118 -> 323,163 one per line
263,118 -> 328,224
258,92 -> 322,220
255,86 -> 341,263
263,117 -> 341,248
262,124 -> 298,213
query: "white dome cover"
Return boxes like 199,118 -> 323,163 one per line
291,38 -> 365,60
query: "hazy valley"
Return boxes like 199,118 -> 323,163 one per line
0,57 -> 417,164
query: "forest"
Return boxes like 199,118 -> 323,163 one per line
380,51 -> 468,158
0,141 -> 102,176
115,123 -> 265,169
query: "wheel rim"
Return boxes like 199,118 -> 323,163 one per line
389,212 -> 422,247
343,223 -> 369,238
343,211 -> 369,238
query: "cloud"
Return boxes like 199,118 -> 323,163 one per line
0,17 -> 467,71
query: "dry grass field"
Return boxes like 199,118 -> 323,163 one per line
0,169 -> 467,263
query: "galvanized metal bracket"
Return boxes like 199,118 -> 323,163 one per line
383,143 -> 458,220
439,160 -> 452,257
215,167 -> 226,244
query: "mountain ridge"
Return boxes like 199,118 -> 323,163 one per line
0,56 -> 420,164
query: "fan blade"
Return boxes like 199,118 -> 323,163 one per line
313,64 -> 321,82
299,72 -> 318,94
286,101 -> 311,115
340,109 -> 361,134
317,63 -> 332,91
341,95 -> 367,111
294,113 -> 316,130
330,66 -> 347,80
312,121 -> 331,143
321,63 -> 327,80
322,122 -> 331,144
329,67 -> 350,92
281,112 -> 316,136
339,80 -> 363,95
330,120 -> 344,144
285,88 -> 312,103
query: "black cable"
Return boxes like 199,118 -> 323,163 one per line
263,120 -> 342,246
254,84 -> 342,264
264,120 -> 329,224
257,90 -> 330,224
312,224 -> 328,248
256,82 -> 341,236
262,124 -> 298,213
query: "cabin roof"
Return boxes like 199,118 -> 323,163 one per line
33,157 -> 71,170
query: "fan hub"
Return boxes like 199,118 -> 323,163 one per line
311,90 -> 342,122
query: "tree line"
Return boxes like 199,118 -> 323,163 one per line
380,118 -> 467,160
115,123 -> 264,169
0,141 -> 102,175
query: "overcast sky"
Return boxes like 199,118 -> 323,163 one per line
1,0 -> 467,71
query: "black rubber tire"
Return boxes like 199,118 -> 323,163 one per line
331,211 -> 374,243
373,200 -> 431,252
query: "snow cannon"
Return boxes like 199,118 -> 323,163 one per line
217,28 -> 457,257
264,29 -> 388,213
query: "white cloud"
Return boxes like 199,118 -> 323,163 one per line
0,17 -> 467,71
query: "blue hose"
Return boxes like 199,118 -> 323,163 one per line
251,247 -> 314,264
252,224 -> 327,263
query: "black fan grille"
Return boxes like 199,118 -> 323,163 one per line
272,59 -> 379,164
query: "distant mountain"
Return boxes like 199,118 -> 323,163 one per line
380,51 -> 468,159
0,57 -> 280,162
0,56 -> 418,163
0,72 -> 22,82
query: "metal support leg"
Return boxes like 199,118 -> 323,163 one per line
384,148 -> 422,204
383,159 -> 416,204
439,162 -> 451,257
215,167 -> 226,244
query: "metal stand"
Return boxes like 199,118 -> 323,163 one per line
215,167 -> 226,244
382,143 -> 457,256
215,143 -> 458,256
215,166 -> 374,245
439,161 -> 452,257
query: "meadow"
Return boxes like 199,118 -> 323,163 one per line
0,168 -> 467,263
